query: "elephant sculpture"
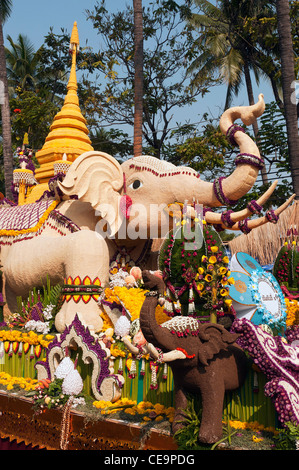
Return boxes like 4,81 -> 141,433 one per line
0,94 -> 294,332
138,270 -> 248,444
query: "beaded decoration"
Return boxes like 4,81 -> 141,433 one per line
238,218 -> 251,234
265,209 -> 279,224
129,155 -> 200,179
213,177 -> 238,206
234,153 -> 264,170
247,199 -> 263,214
213,152 -> 265,206
226,124 -> 246,146
221,210 -> 235,228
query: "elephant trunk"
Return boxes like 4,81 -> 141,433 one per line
170,94 -> 266,208
139,271 -> 177,351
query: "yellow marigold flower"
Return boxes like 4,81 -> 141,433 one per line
220,288 -> 229,296
198,267 -> 204,275
292,241 -> 296,245
209,256 -> 217,264
252,435 -> 263,443
202,255 -> 208,262
210,246 -> 218,253
154,403 -> 165,415
155,415 -> 164,422
125,408 -> 136,415
204,274 -> 212,282
143,416 -> 151,422
197,282 -> 204,291
222,256 -> 229,264
218,267 -> 227,275
225,299 -> 233,307
228,277 -> 235,285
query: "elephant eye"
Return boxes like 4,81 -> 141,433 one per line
129,179 -> 143,190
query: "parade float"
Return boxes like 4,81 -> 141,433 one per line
0,22 -> 299,451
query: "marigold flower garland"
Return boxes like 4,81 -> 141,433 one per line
0,371 -> 38,391
92,397 -> 175,423
0,329 -> 54,348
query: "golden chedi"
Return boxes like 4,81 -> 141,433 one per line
34,21 -> 93,185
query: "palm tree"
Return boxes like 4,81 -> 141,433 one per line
5,33 -> 43,92
276,0 -> 299,198
133,0 -> 143,157
187,0 -> 278,184
0,0 -> 13,199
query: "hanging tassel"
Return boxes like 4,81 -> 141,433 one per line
140,358 -> 146,376
150,362 -> 159,390
162,362 -> 168,380
30,344 -> 34,360
18,341 -> 23,357
173,298 -> 181,314
163,288 -> 174,317
188,286 -> 195,314
118,356 -> 124,375
8,342 -> 13,357
129,357 -> 136,379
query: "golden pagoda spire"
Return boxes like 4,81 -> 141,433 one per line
34,21 -> 93,185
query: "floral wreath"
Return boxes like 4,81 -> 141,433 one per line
248,270 -> 287,330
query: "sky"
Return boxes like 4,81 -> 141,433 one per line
3,0 -> 276,133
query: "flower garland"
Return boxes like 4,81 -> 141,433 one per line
92,397 -> 175,423
0,329 -> 54,348
248,271 -> 287,330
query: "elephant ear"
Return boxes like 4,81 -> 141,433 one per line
58,151 -> 124,236
197,324 -> 239,366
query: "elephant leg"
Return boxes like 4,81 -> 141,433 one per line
55,230 -> 110,333
172,381 -> 189,435
198,379 -> 225,444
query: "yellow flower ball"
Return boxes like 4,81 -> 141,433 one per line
222,256 -> 229,264
209,256 -> 217,264
197,283 -> 204,291
228,277 -> 235,285
225,299 -> 233,307
205,274 -> 213,282
198,267 -> 205,275
210,246 -> 218,253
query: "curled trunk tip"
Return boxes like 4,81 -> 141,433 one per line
220,94 -> 265,133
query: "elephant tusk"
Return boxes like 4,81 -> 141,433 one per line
204,180 -> 278,226
225,193 -> 296,232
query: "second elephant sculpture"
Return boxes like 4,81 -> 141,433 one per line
0,95 -> 294,332
138,270 -> 248,444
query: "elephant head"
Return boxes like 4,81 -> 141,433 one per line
57,95 -> 294,242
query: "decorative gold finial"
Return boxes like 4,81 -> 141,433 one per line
34,21 -> 93,187
70,21 -> 79,52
